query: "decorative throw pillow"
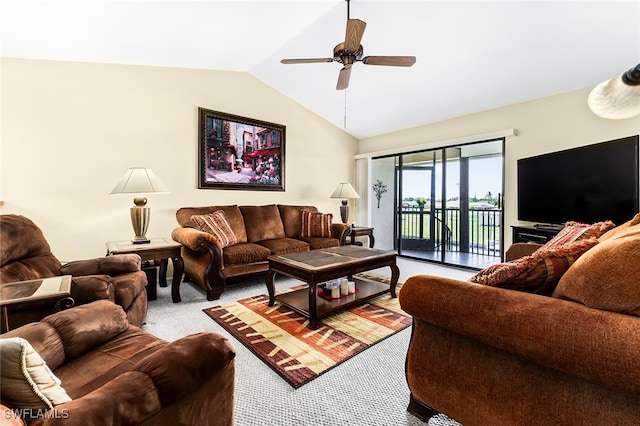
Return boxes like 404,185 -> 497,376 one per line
190,211 -> 239,248
469,238 -> 599,294
553,236 -> 640,316
0,337 -> 72,413
598,213 -> 640,241
540,220 -> 615,250
300,210 -> 333,238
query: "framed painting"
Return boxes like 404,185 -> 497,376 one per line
198,107 -> 285,191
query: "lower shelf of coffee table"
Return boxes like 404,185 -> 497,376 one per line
275,278 -> 391,320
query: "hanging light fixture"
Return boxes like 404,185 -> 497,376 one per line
588,64 -> 640,120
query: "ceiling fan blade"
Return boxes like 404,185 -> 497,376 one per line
281,58 -> 334,64
344,19 -> 366,52
336,66 -> 352,91
362,56 -> 416,67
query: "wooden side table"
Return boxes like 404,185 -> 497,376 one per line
0,275 -> 74,332
347,226 -> 375,248
106,238 -> 184,303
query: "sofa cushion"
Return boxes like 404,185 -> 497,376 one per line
553,234 -> 640,316
176,205 -> 247,243
0,337 -> 72,413
598,213 -> 640,241
54,326 -> 167,399
256,238 -> 310,255
301,210 -> 333,238
540,220 -> 614,250
240,205 -> 285,242
298,237 -> 340,250
277,205 -> 318,238
222,242 -> 272,267
190,211 -> 239,248
469,238 -> 599,294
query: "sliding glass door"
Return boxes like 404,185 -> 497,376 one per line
369,139 -> 504,269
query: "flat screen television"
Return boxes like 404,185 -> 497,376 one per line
517,135 -> 639,227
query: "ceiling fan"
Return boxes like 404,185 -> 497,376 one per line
280,0 -> 416,90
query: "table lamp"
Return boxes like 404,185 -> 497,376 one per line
110,167 -> 168,244
588,63 -> 640,119
330,182 -> 360,224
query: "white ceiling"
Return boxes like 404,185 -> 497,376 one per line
2,1 -> 639,139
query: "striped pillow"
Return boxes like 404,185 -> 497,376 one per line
190,211 -> 239,248
301,210 -> 333,238
469,238 -> 599,294
540,220 -> 615,250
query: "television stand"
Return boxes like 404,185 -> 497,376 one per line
512,225 -> 561,244
533,223 -> 565,232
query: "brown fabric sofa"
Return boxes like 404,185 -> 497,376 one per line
0,300 -> 235,425
171,204 -> 350,300
400,215 -> 640,425
0,214 -> 148,327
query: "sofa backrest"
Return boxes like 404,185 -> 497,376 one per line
1,300 -> 129,369
0,215 -> 62,284
176,205 -> 248,243
239,205 -> 286,243
277,205 -> 318,238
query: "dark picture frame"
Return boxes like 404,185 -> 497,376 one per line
198,107 -> 285,191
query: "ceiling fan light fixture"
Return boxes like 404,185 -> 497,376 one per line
588,64 -> 640,120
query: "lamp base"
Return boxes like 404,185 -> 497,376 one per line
130,205 -> 151,245
339,200 -> 349,224
131,236 -> 151,244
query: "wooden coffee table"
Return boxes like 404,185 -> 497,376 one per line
265,245 -> 399,329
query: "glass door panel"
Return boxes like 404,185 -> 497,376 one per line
369,139 -> 503,269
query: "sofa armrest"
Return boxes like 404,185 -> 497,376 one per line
134,332 -> 236,406
69,275 -> 115,305
332,223 -> 350,245
171,227 -> 222,252
29,372 -> 161,426
400,274 -> 640,395
504,242 -> 541,261
59,254 -> 142,276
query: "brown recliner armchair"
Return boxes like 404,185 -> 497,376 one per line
0,300 -> 235,425
0,214 -> 147,328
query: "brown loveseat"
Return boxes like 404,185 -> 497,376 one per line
0,300 -> 235,425
171,204 -> 350,300
399,215 -> 640,425
0,215 -> 147,327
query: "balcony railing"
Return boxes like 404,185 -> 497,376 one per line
399,206 -> 502,256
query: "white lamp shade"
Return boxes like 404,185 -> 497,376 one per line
330,182 -> 360,199
110,168 -> 169,194
588,65 -> 640,120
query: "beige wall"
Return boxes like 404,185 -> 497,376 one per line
1,59 -> 357,260
358,89 -> 640,246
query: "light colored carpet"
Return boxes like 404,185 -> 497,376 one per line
143,258 -> 472,426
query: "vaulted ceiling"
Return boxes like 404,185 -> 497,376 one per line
2,1 -> 638,138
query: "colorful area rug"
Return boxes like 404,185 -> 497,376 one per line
203,273 -> 411,388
